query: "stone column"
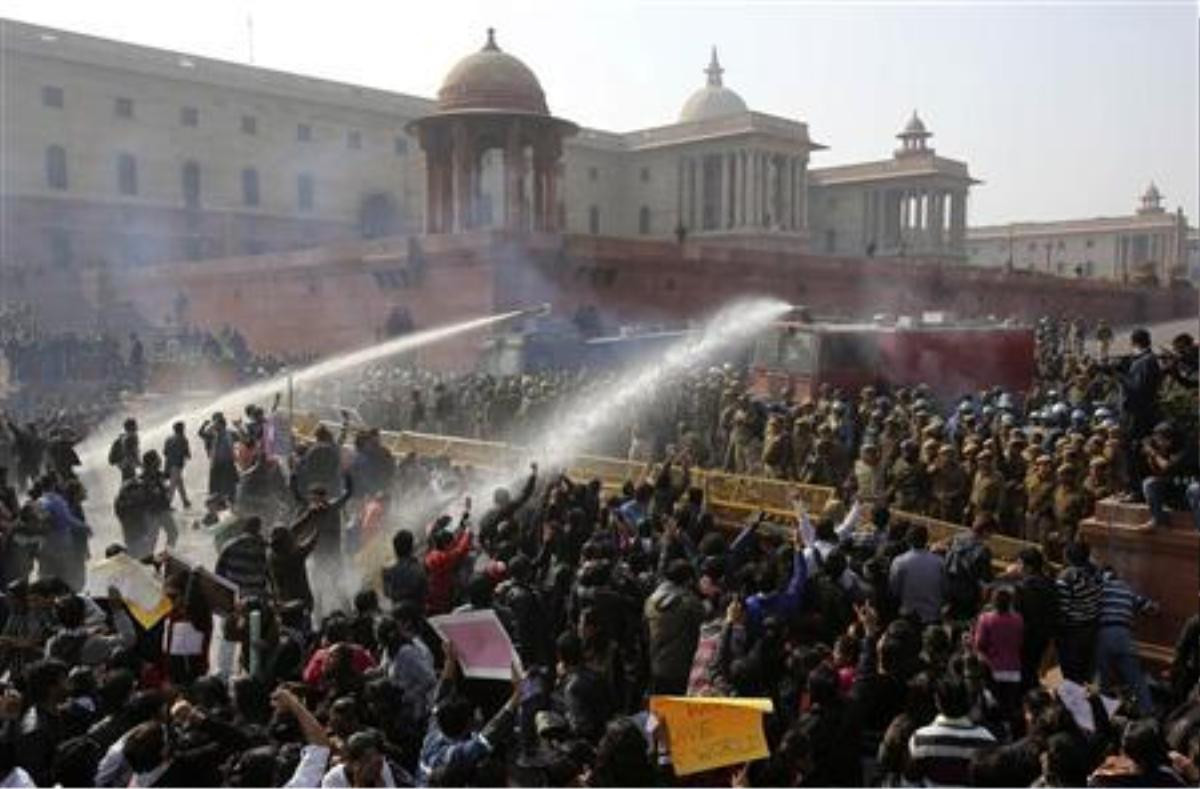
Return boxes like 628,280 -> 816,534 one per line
422,131 -> 441,234
451,121 -> 471,232
676,156 -> 685,231
747,152 -> 756,227
691,157 -> 700,229
950,190 -> 967,251
726,152 -> 736,229
797,158 -> 808,233
760,153 -> 769,227
742,149 -> 750,227
503,122 -> 522,231
878,190 -> 888,247
544,138 -> 559,232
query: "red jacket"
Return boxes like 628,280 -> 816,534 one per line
302,643 -> 376,687
424,529 -> 471,615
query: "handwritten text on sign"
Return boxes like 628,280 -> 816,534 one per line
649,696 -> 774,776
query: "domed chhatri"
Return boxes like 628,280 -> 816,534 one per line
437,28 -> 549,115
679,47 -> 749,123
901,110 -> 929,136
411,28 -> 575,235
1138,181 -> 1164,214
895,110 -> 934,157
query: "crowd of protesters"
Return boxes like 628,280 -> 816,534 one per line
0,318 -> 1195,787
2,301 -> 312,414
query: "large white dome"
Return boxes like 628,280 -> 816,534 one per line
678,48 -> 748,123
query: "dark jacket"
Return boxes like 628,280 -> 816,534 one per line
268,539 -> 316,608
643,580 -> 703,683
383,556 -> 428,610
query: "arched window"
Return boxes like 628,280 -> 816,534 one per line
241,167 -> 259,207
117,153 -> 138,196
638,206 -> 651,235
182,161 -> 201,208
45,145 -> 67,190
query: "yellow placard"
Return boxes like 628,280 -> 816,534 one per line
125,597 -> 172,630
649,696 -> 774,776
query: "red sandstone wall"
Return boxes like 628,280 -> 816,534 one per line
80,231 -> 1195,369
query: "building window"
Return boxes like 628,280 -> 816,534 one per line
241,167 -> 260,206
45,145 -> 68,190
297,123 -> 312,142
42,86 -> 63,108
47,228 -> 72,268
297,173 -> 314,211
117,153 -> 138,196
589,206 -> 601,234
181,106 -> 199,127
241,115 -> 257,135
394,136 -> 408,156
639,206 -> 651,235
1056,240 -> 1065,250
1027,242 -> 1036,251
182,160 -> 201,208
1086,238 -> 1095,249
640,167 -> 650,183
588,167 -> 598,182
825,229 -> 837,253
347,130 -> 362,150
115,97 -> 134,118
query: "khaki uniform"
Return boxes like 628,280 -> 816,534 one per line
969,467 -> 1005,522
761,422 -> 793,480
1053,478 -> 1088,542
929,461 -> 968,523
889,457 -> 929,513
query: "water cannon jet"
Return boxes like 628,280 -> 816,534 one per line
513,302 -> 552,319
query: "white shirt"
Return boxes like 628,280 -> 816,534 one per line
284,745 -> 331,789
0,768 -> 35,788
322,761 -> 400,788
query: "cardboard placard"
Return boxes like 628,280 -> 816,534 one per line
162,551 -> 239,615
649,696 -> 774,776
428,609 -> 520,681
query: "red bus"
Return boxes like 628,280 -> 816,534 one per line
749,318 -> 1036,402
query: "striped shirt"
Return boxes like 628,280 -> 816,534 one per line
1098,573 -> 1149,629
908,714 -> 997,787
215,533 -> 269,599
1056,564 -> 1102,626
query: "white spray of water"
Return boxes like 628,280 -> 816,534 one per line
75,310 -> 524,549
522,297 -> 790,470
390,297 -> 792,537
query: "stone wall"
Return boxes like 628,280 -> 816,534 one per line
83,231 -> 1196,367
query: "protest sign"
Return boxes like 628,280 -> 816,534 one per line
649,696 -> 774,776
428,609 -> 521,680
162,551 -> 238,615
89,553 -> 171,629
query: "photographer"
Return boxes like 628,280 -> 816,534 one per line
1141,422 -> 1200,530
1112,328 -> 1162,499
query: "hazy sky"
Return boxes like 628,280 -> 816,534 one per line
2,0 -> 1196,225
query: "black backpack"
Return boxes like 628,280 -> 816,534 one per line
945,538 -> 986,614
107,436 -> 124,467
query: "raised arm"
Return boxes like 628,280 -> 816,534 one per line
792,492 -> 816,547
835,501 -> 862,542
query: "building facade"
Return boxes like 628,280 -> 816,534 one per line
2,19 -> 986,329
966,184 -> 1192,284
